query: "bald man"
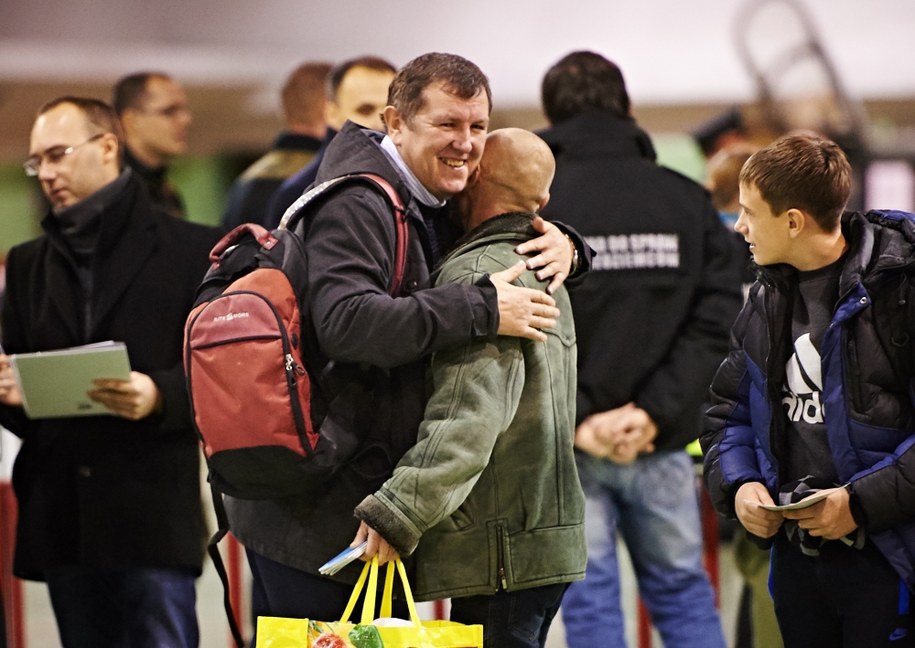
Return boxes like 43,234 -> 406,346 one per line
353,129 -> 586,648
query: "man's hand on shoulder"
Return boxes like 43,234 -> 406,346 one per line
514,216 -> 574,295
88,371 -> 163,420
491,261 -> 559,342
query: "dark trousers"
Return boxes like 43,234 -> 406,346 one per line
770,534 -> 915,647
45,565 -> 198,648
246,548 -> 409,646
449,583 -> 569,648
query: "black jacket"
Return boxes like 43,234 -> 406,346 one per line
224,122 -> 500,581
540,112 -> 742,450
0,170 -> 220,579
701,210 -> 915,588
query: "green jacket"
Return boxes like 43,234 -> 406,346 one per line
355,212 -> 586,601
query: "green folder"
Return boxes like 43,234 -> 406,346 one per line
10,341 -> 132,418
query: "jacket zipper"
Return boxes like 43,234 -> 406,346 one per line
497,524 -> 507,590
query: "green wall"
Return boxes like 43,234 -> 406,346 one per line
0,156 -> 237,258
0,167 -> 42,258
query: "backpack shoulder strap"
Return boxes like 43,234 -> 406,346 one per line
279,173 -> 409,296
206,484 -> 246,647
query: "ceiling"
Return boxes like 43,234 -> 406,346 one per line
2,0 -> 914,164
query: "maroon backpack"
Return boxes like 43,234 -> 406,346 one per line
183,173 -> 407,646
184,173 -> 407,500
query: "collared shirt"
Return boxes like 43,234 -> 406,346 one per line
379,136 -> 445,208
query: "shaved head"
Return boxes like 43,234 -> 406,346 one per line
461,127 -> 555,230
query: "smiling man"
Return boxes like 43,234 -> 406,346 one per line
702,132 -> 915,647
223,52 -> 587,641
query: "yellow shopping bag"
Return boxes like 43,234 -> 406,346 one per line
257,556 -> 483,647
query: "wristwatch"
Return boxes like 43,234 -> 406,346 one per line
566,234 -> 580,275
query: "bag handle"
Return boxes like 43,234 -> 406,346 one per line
207,223 -> 278,265
339,557 -> 422,628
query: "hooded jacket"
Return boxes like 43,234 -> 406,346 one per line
224,122 -> 501,581
354,213 -> 586,600
701,210 -> 915,589
539,112 -> 742,450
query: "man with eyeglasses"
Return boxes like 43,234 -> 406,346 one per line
113,72 -> 192,218
0,96 -> 220,648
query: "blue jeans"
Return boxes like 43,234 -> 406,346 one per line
450,583 -> 569,648
45,565 -> 198,648
561,450 -> 725,648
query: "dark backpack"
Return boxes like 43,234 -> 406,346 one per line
183,173 -> 407,646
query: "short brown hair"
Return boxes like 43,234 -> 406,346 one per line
112,71 -> 172,115
282,62 -> 333,126
385,52 -> 491,126
38,96 -> 124,144
541,50 -> 630,125
707,144 -> 757,211
740,132 -> 851,230
328,56 -> 396,100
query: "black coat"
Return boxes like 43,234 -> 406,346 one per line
540,113 -> 743,450
225,122 -> 501,582
1,171 -> 220,579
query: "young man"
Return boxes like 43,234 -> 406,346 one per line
223,53 -> 584,639
265,55 -> 397,228
221,61 -> 332,229
702,132 -> 915,647
538,50 -> 736,648
354,128 -> 586,648
0,96 -> 219,647
113,72 -> 192,218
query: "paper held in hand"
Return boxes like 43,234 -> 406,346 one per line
760,486 -> 844,512
319,541 -> 368,576
10,341 -> 131,418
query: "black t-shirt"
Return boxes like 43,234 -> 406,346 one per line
781,256 -> 844,485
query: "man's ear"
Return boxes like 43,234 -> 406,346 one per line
538,192 -> 550,212
785,208 -> 806,239
382,106 -> 403,141
100,133 -> 120,166
325,101 -> 342,131
466,164 -> 482,187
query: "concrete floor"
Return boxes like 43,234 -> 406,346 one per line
17,536 -> 742,648
5,430 -> 743,647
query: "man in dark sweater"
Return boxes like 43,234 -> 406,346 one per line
221,61 -> 332,229
113,72 -> 191,219
265,55 -> 396,229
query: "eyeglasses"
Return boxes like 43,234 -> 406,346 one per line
141,104 -> 191,119
23,133 -> 105,177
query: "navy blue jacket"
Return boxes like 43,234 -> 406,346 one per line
702,210 -> 915,589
